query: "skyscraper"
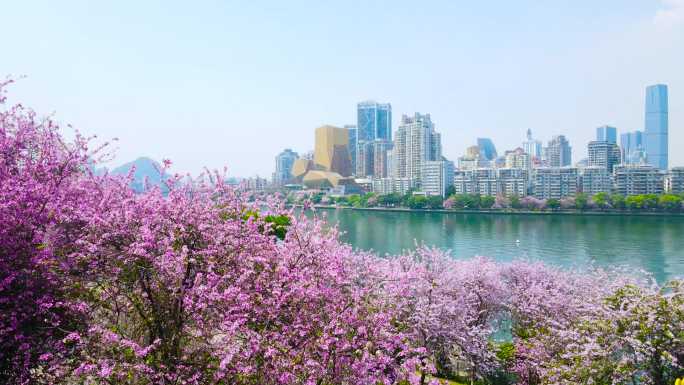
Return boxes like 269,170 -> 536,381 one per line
357,101 -> 392,142
314,125 -> 353,177
644,84 -> 668,170
393,113 -> 442,186
477,138 -> 497,160
543,135 -> 572,167
273,148 -> 299,186
523,129 -> 543,159
345,125 -> 358,175
596,125 -> 617,144
620,130 -> 645,164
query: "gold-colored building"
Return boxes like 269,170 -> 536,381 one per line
291,158 -> 314,180
314,125 -> 353,177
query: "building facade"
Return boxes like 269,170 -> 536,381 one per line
314,125 -> 353,176
533,167 -> 579,199
393,113 -> 442,186
523,129 -> 543,159
273,148 -> 299,186
666,167 -> 684,194
644,84 -> 668,170
421,159 -> 455,197
372,140 -> 392,178
357,101 -> 392,142
477,138 -> 497,160
504,148 -> 531,170
620,130 -> 645,165
580,166 -> 612,195
543,135 -> 572,167
596,125 -> 617,144
587,140 -> 622,173
613,164 -> 665,196
453,168 -> 528,197
345,125 -> 357,175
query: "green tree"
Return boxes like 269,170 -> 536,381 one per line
574,193 -> 589,210
426,195 -> 444,209
592,192 -> 610,209
407,195 -> 428,209
545,198 -> 561,210
378,193 -> 401,207
445,184 -> 456,198
480,195 -> 495,209
658,194 -> 682,212
610,194 -> 625,210
509,195 -> 522,209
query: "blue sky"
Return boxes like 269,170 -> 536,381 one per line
3,0 -> 683,177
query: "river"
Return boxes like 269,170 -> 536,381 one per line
313,208 -> 684,283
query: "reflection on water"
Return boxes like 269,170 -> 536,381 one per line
313,209 -> 684,283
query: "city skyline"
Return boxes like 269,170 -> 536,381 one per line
3,1 -> 683,177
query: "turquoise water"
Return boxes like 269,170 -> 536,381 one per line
314,209 -> 684,283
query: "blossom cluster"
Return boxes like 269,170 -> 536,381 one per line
1,81 -> 682,385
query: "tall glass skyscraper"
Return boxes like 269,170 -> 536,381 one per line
357,101 -> 392,141
644,84 -> 668,170
596,125 -> 617,144
476,138 -> 498,160
620,130 -> 645,164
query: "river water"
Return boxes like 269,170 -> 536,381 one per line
314,208 -> 684,283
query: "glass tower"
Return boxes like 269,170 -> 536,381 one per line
620,130 -> 645,164
357,101 -> 392,141
644,84 -> 668,170
476,138 -> 497,160
596,125 -> 617,144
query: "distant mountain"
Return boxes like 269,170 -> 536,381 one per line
111,157 -> 170,193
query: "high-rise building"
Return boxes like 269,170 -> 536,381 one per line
345,125 -> 358,175
357,101 -> 392,142
644,84 -> 668,170
580,166 -> 612,195
523,129 -> 543,159
666,167 -> 684,194
613,164 -> 665,195
273,148 -> 299,186
504,148 -> 531,170
620,130 -> 645,165
587,141 -> 621,173
421,159 -> 455,197
393,113 -> 442,186
314,125 -> 353,177
533,167 -> 579,199
477,138 -> 498,160
372,140 -> 392,178
356,140 -> 374,177
596,125 -> 617,144
543,135 -> 572,167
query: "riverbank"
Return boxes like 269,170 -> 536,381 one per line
307,204 -> 684,217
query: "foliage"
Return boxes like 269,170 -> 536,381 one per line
544,198 -> 560,210
574,193 -> 589,210
3,82 -> 683,385
480,195 -> 495,209
407,195 -> 429,209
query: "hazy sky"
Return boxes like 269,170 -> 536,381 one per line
4,0 -> 684,177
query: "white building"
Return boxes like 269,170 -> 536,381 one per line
393,113 -> 442,186
666,167 -> 684,194
533,167 -> 579,199
453,168 -> 527,197
613,164 -> 665,196
421,159 -> 455,197
580,166 -> 612,195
